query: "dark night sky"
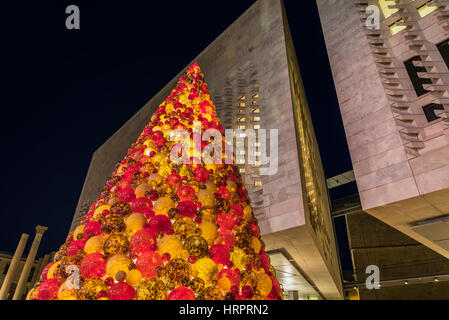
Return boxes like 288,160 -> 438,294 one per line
0,1 -> 355,270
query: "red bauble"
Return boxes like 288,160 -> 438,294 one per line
216,213 -> 235,230
268,276 -> 282,300
230,204 -> 243,218
177,201 -> 197,218
84,221 -> 101,237
80,253 -> 106,279
118,187 -> 136,203
108,282 -> 136,300
250,223 -> 260,238
218,229 -> 236,248
193,166 -> 209,183
147,215 -> 172,235
167,286 -> 196,300
209,244 -> 230,265
40,262 -> 55,281
136,251 -> 163,278
37,278 -> 60,300
176,185 -> 196,202
67,239 -> 87,256
131,197 -> 153,213
130,228 -> 157,259
167,173 -> 182,188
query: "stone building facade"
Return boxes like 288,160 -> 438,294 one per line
317,0 -> 449,258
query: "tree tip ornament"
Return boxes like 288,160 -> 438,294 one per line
29,63 -> 282,300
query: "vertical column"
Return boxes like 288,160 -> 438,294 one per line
13,226 -> 47,300
28,257 -> 43,291
0,233 -> 29,300
36,254 -> 51,281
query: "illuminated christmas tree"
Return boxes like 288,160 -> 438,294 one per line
28,63 -> 282,300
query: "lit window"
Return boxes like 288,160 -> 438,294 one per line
254,161 -> 262,166
238,109 -> 245,114
240,96 -> 246,101
238,159 -> 245,165
252,108 -> 260,114
253,117 -> 261,122
252,93 -> 259,99
252,101 -> 258,105
253,142 -> 261,147
254,125 -> 261,129
239,150 -> 246,155
418,1 -> 437,18
254,181 -> 262,187
239,103 -> 246,107
389,19 -> 406,35
240,168 -> 246,173
239,117 -> 246,122
254,151 -> 261,156
239,125 -> 246,130
379,0 -> 398,19
239,133 -> 246,138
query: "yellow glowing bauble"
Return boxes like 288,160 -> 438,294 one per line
197,189 -> 215,207
199,220 -> 218,245
148,173 -> 162,185
135,183 -> 152,198
57,281 -> 78,300
230,247 -> 247,270
251,237 -> 262,254
192,258 -> 218,286
125,213 -> 147,235
106,254 -> 132,278
256,272 -> 273,297
73,225 -> 85,240
126,269 -> 143,287
158,164 -> 172,178
153,197 -> 175,216
27,288 -> 38,300
157,234 -> 184,259
226,180 -> 237,192
151,153 -> 168,167
205,181 -> 217,194
243,204 -> 252,221
218,276 -> 232,292
84,235 -> 106,254
94,205 -> 110,219
47,261 -> 62,279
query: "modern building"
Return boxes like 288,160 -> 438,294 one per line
70,0 -> 343,300
317,0 -> 449,299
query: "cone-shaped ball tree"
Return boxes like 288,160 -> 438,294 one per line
28,63 -> 282,300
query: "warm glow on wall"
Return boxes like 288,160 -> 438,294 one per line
389,19 -> 407,35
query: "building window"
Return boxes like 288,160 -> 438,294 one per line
252,93 -> 259,99
438,39 -> 449,69
240,168 -> 246,173
240,96 -> 246,101
252,108 -> 260,114
404,56 -> 432,96
253,125 -> 261,129
253,117 -> 261,122
238,125 -> 246,130
239,117 -> 246,122
239,102 -> 246,107
254,181 -> 262,187
418,1 -> 437,18
389,19 -> 406,35
238,109 -> 245,114
423,103 -> 444,122
379,0 -> 398,19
